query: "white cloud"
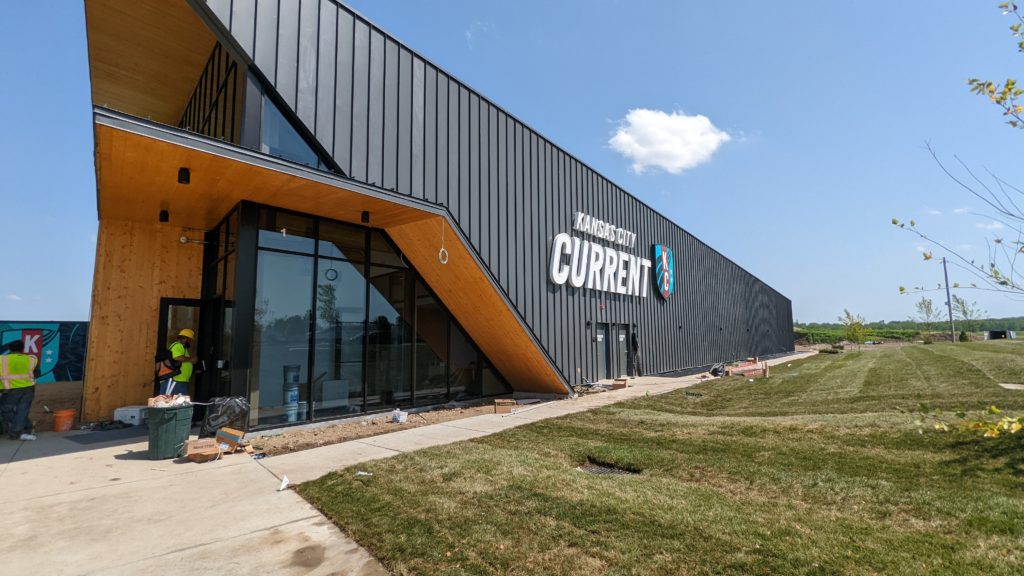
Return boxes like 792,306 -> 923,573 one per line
956,243 -> 973,251
975,221 -> 1005,230
953,207 -> 970,214
464,21 -> 493,50
609,108 -> 731,175
6,294 -> 21,301
915,244 -> 926,252
927,209 -> 942,215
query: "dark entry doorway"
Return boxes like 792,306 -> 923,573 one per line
156,298 -> 201,397
594,322 -> 631,381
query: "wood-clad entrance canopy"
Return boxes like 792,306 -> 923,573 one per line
85,0 -> 215,124
86,117 -> 568,421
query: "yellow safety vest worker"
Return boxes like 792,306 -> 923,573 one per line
0,353 -> 38,390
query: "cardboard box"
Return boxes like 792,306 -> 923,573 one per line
186,438 -> 222,463
612,379 -> 629,390
215,427 -> 245,452
494,399 -> 517,414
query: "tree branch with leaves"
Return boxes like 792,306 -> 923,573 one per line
968,2 -> 1024,129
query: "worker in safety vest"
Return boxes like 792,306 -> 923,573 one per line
1,340 -> 40,441
160,329 -> 196,396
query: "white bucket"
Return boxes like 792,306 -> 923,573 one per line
284,382 -> 299,422
283,364 -> 302,422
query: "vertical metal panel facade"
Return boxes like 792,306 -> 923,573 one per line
198,0 -> 794,386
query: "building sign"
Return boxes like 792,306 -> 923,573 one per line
549,212 -> 653,297
653,245 -> 675,300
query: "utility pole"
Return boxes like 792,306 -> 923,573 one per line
942,257 -> 956,342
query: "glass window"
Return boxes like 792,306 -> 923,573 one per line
219,218 -> 229,259
260,94 -> 321,168
214,258 -> 225,298
366,266 -> 412,410
251,251 -> 314,427
224,252 -> 236,302
369,230 -> 406,267
481,358 -> 511,396
319,220 -> 367,262
449,323 -> 479,400
225,209 -> 239,255
228,204 -> 515,428
219,303 -> 234,395
413,280 -> 448,406
312,258 -> 367,419
258,209 -> 316,253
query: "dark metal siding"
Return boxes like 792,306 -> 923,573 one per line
198,0 -> 794,385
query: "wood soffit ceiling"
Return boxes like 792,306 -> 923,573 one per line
94,123 -> 435,231
85,0 -> 216,125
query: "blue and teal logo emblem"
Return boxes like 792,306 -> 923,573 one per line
652,245 -> 674,300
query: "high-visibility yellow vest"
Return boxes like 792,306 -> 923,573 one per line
168,342 -> 193,383
0,353 -> 37,390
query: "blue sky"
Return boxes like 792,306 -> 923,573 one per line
1,1 -> 1023,324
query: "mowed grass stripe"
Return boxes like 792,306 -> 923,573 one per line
299,342 -> 1024,575
938,341 -> 1024,384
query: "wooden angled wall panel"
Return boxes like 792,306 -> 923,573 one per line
83,219 -> 203,421
387,217 -> 565,395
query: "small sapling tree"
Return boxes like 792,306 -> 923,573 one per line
839,309 -> 866,350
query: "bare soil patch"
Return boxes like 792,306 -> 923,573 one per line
252,404 -> 495,456
29,381 -> 83,431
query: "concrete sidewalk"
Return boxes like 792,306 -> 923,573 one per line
0,429 -> 387,575
0,352 -> 811,575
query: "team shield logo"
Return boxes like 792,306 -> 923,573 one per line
652,245 -> 674,300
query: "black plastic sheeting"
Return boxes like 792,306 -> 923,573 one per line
199,396 -> 250,437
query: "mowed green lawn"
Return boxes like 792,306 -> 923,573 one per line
300,342 -> 1024,575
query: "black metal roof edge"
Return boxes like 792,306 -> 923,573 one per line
93,106 -> 574,396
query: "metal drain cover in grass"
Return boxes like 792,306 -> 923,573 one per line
576,458 -> 641,476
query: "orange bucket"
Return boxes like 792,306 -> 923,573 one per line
52,409 -> 76,432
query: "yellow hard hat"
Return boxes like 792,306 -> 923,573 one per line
178,329 -> 196,340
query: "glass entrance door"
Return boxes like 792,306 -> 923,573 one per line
596,323 -> 611,381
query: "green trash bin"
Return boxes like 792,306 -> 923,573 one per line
147,405 -> 193,460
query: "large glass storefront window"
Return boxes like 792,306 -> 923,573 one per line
212,204 -> 511,429
449,324 -> 480,400
313,258 -> 366,419
366,267 -> 413,409
252,250 -> 314,427
414,280 -> 449,405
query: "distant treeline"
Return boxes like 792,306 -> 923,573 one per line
795,327 -> 920,345
794,316 -> 1024,345
798,316 -> 1024,332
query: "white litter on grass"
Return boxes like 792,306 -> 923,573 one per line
998,383 -> 1024,390
355,471 -> 373,477
278,475 -> 290,491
